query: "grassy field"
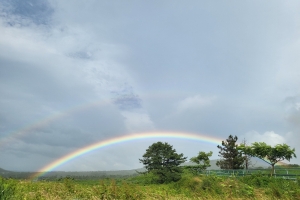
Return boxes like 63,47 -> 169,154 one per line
1,171 -> 300,199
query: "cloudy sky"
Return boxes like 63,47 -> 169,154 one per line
1,0 -> 300,172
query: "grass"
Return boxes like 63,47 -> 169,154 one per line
1,171 -> 300,199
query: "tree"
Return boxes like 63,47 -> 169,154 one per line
139,142 -> 187,183
241,138 -> 256,170
238,142 -> 297,176
216,135 -> 244,169
186,151 -> 212,174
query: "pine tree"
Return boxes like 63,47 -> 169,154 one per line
216,135 -> 244,169
139,142 -> 187,183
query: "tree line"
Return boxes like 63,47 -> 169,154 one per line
139,135 -> 297,183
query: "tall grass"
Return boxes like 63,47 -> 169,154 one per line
0,177 -> 15,200
0,172 -> 299,199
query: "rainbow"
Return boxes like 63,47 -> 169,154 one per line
0,92 -> 190,148
31,131 -> 222,180
0,92 -> 182,148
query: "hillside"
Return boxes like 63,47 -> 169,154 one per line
0,167 -> 10,172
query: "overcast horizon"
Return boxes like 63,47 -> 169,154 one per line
1,0 -> 300,172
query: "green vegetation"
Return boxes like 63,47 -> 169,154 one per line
1,170 -> 300,199
0,136 -> 298,199
186,151 -> 213,175
0,177 -> 15,200
239,142 -> 297,176
139,141 -> 187,183
216,135 -> 244,169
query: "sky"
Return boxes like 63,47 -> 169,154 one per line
0,0 -> 300,172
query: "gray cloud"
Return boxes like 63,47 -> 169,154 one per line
111,84 -> 142,110
112,94 -> 142,110
1,1 -> 300,172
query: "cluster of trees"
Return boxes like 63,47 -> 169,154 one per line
139,142 -> 213,183
139,135 -> 297,183
238,141 -> 297,176
215,135 -> 297,176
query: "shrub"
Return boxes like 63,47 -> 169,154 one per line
201,175 -> 223,195
240,184 -> 254,197
240,174 -> 273,187
172,174 -> 201,192
266,182 -> 283,199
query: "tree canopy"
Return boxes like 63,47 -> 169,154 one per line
186,151 -> 212,174
238,142 -> 296,176
216,135 -> 244,169
139,142 -> 187,183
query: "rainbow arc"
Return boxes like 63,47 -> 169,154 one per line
31,131 -> 222,179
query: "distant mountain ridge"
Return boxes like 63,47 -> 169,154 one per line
0,158 -> 292,179
0,158 -> 283,173
0,168 -> 10,172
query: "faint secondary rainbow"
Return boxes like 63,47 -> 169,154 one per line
0,92 -> 180,148
0,100 -> 110,148
31,131 -> 222,180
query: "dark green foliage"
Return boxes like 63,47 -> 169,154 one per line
139,142 -> 187,183
216,135 -> 244,169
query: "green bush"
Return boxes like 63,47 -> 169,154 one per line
240,174 -> 300,199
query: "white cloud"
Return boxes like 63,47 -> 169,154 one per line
1,0 -> 300,170
242,131 -> 299,164
243,131 -> 286,146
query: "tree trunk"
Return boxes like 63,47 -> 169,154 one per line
271,164 -> 275,176
245,156 -> 248,170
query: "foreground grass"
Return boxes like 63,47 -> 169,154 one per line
1,173 -> 300,199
